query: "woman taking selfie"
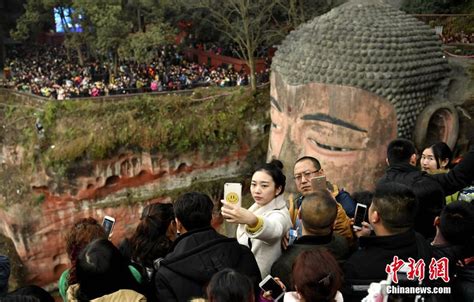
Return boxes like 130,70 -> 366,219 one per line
222,160 -> 292,278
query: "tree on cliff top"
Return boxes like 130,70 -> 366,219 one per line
176,0 -> 344,92
278,0 -> 346,30
180,0 -> 280,92
72,0 -> 131,73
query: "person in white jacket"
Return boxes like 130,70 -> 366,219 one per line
222,160 -> 292,278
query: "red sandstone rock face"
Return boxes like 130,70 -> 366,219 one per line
0,145 -> 251,287
0,200 -> 156,286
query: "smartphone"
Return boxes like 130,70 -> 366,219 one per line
353,203 -> 367,231
288,228 -> 298,246
259,275 -> 284,301
224,183 -> 242,207
102,215 -> 115,237
311,175 -> 327,191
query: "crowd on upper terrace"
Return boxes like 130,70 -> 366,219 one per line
2,44 -> 270,100
441,30 -> 474,44
191,41 -> 271,59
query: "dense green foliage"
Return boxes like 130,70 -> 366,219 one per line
0,87 -> 270,207
402,0 -> 474,38
37,87 -> 268,165
401,0 -> 472,14
10,0 -> 176,68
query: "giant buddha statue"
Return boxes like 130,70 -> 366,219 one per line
268,0 -> 461,192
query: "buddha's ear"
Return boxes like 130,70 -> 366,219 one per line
413,102 -> 459,150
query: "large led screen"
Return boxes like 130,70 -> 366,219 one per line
54,7 -> 82,33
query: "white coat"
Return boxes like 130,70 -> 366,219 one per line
237,195 -> 292,278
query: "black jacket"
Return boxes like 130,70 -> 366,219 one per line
378,145 -> 474,196
378,163 -> 446,238
453,262 -> 474,301
433,243 -> 474,301
343,230 -> 423,282
271,233 -> 350,290
432,243 -> 467,275
376,153 -> 474,238
342,230 -> 431,302
154,227 -> 261,302
378,162 -> 434,188
0,255 -> 9,297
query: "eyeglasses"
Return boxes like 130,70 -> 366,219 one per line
293,170 -> 320,183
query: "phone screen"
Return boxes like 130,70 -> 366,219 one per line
260,277 -> 284,300
353,203 -> 367,229
102,217 -> 115,237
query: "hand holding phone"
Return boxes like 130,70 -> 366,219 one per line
102,216 -> 115,238
311,175 -> 327,191
288,228 -> 298,246
352,203 -> 367,231
259,275 -> 285,301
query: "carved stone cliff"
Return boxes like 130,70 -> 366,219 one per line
0,87 -> 269,287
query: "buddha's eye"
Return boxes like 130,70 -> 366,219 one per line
308,138 -> 355,152
270,106 -> 284,133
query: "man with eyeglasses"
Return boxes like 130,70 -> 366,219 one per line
288,156 -> 354,246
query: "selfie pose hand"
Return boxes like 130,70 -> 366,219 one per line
221,201 -> 258,227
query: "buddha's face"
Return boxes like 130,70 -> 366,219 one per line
268,72 -> 398,193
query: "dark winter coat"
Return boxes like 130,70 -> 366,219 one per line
271,233 -> 350,290
154,227 -> 261,302
433,243 -> 474,301
376,150 -> 474,239
342,230 -> 431,302
378,163 -> 446,238
0,255 -> 10,296
378,145 -> 474,196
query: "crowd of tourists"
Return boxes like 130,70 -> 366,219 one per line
1,138 -> 473,302
2,44 -> 270,100
191,42 -> 271,59
441,31 -> 474,44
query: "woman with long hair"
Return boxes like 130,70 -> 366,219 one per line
421,142 -> 453,174
119,203 -> 176,281
421,142 -> 460,203
68,239 -> 145,301
59,218 -> 107,301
